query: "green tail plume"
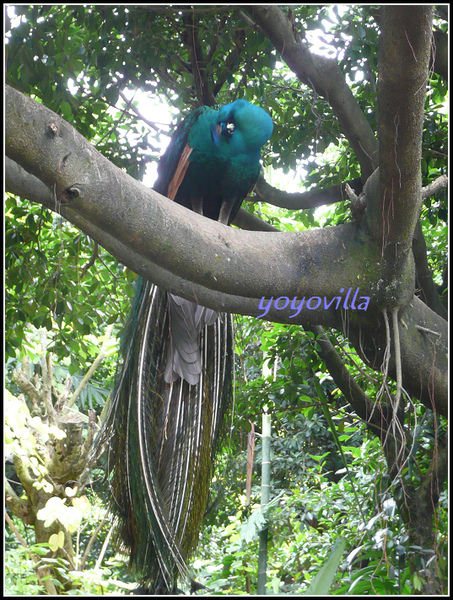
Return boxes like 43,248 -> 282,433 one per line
96,279 -> 232,592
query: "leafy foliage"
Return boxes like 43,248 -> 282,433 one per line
5,4 -> 448,595
194,412 -> 447,595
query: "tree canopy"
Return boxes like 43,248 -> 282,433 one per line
5,4 -> 448,595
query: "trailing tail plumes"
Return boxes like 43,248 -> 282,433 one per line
98,281 -> 232,591
95,100 -> 272,592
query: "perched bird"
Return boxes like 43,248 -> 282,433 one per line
95,99 -> 273,593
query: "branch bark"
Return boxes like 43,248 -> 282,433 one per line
5,85 -> 447,416
4,86 -> 381,313
254,174 -> 363,210
433,28 -> 448,79
182,12 -> 216,106
412,221 -> 448,319
373,5 -> 434,255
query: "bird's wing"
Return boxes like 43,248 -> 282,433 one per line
167,144 -> 193,201
153,106 -> 208,198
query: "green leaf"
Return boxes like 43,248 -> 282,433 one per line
304,537 -> 347,595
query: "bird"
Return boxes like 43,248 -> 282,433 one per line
94,99 -> 273,593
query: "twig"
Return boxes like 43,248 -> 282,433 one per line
80,241 -> 99,279
95,521 -> 116,569
421,174 -> 448,200
117,90 -> 169,132
79,512 -> 109,570
67,324 -> 115,409
5,511 -> 58,595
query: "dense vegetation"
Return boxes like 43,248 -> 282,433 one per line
5,5 -> 448,595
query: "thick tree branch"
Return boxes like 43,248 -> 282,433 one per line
421,174 -> 448,200
370,7 -> 446,81
4,85 -> 379,313
182,12 -> 216,106
245,5 -> 378,179
5,156 -> 351,327
5,86 -> 447,416
5,157 -> 285,321
309,326 -> 397,437
373,6 -> 434,256
5,481 -> 33,523
433,28 -> 448,80
347,295 -> 447,417
232,207 -> 279,232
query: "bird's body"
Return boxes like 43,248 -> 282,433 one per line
156,100 -> 273,224
96,99 -> 272,592
157,100 -> 273,384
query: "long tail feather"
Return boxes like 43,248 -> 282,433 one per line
95,278 -> 232,591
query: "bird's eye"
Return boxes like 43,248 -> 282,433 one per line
221,120 -> 235,137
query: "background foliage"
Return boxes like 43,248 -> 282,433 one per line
5,4 -> 448,595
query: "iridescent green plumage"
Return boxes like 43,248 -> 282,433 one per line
156,99 -> 273,225
95,100 -> 272,592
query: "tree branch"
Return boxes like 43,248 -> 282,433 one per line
5,481 -> 32,523
309,325 -> 396,438
373,5 -> 434,256
421,174 -> 448,200
432,28 -> 448,80
4,86 -> 380,312
182,12 -> 216,106
349,295 -> 447,417
253,174 -> 363,210
412,221 -> 447,319
245,5 -> 378,179
67,324 -> 114,408
5,85 -> 447,416
232,207 -> 279,232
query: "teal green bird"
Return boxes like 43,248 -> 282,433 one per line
156,99 -> 273,384
157,99 -> 273,225
96,99 -> 272,593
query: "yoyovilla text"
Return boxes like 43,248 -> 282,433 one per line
257,287 -> 370,319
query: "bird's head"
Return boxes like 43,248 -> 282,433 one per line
212,99 -> 273,158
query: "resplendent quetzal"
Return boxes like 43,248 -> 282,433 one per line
96,99 -> 273,593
